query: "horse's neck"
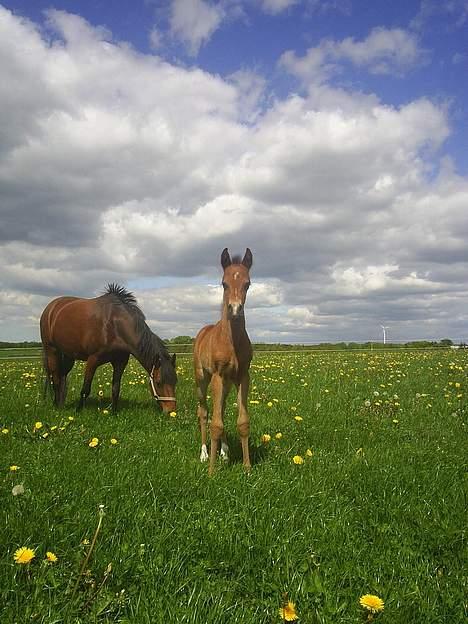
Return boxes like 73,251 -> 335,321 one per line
132,350 -> 151,374
128,325 -> 154,374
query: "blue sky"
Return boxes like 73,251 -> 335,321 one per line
1,0 -> 468,342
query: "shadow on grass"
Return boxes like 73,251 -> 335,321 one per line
225,431 -> 269,466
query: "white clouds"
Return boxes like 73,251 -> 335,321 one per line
260,0 -> 299,14
1,6 -> 468,342
281,27 -> 428,85
169,0 -> 225,56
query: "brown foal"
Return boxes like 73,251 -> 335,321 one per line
193,248 -> 253,475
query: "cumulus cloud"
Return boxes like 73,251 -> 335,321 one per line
1,6 -> 468,343
260,0 -> 299,14
169,0 -> 225,55
280,27 -> 428,84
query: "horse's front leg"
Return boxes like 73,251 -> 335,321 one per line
111,353 -> 129,412
237,371 -> 251,472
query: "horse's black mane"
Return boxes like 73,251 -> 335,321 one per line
105,283 -> 142,313
104,283 -> 176,385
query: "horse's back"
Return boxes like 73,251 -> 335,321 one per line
40,295 -> 127,359
40,297 -> 81,342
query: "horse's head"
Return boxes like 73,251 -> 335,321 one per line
221,248 -> 253,320
149,353 -> 177,413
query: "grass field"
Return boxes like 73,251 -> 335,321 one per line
1,350 -> 466,623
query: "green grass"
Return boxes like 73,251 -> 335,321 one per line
0,351 -> 466,623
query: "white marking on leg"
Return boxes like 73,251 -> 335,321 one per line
200,444 -> 208,462
220,441 -> 229,461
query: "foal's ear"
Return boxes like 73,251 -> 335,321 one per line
221,248 -> 232,269
171,353 -> 176,367
242,248 -> 253,270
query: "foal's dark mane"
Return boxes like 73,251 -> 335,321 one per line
104,283 -> 176,384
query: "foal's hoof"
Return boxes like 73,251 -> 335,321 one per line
220,442 -> 229,462
200,445 -> 209,462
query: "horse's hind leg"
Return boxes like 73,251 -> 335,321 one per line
77,354 -> 101,411
43,346 -> 62,406
58,355 -> 74,407
195,368 -> 211,462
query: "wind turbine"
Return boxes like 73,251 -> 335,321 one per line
381,325 -> 389,345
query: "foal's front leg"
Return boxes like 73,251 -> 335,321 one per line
237,372 -> 251,471
196,369 -> 211,462
209,374 -> 229,475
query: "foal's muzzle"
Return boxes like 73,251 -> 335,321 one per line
228,303 -> 244,318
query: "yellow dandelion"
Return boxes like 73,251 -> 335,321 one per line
81,538 -> 90,545
169,411 -> 177,417
9,465 -> 19,471
279,600 -> 298,621
14,547 -> 36,564
46,551 -> 58,563
88,437 -> 99,448
305,449 -> 313,457
292,455 -> 304,465
261,434 -> 271,443
2,428 -> 9,434
110,438 -> 118,445
34,421 -> 43,430
267,401 -> 273,407
359,594 -> 384,613
275,432 -> 283,440
294,416 -> 303,422
98,390 -> 104,397
102,409 -> 109,415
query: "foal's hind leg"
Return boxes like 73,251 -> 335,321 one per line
195,369 -> 211,462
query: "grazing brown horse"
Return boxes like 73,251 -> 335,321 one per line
194,248 -> 253,475
40,284 -> 177,413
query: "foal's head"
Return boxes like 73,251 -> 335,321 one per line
221,248 -> 253,320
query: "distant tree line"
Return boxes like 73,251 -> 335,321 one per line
0,338 -> 459,353
0,341 -> 43,349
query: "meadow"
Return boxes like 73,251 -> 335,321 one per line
0,349 -> 466,623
